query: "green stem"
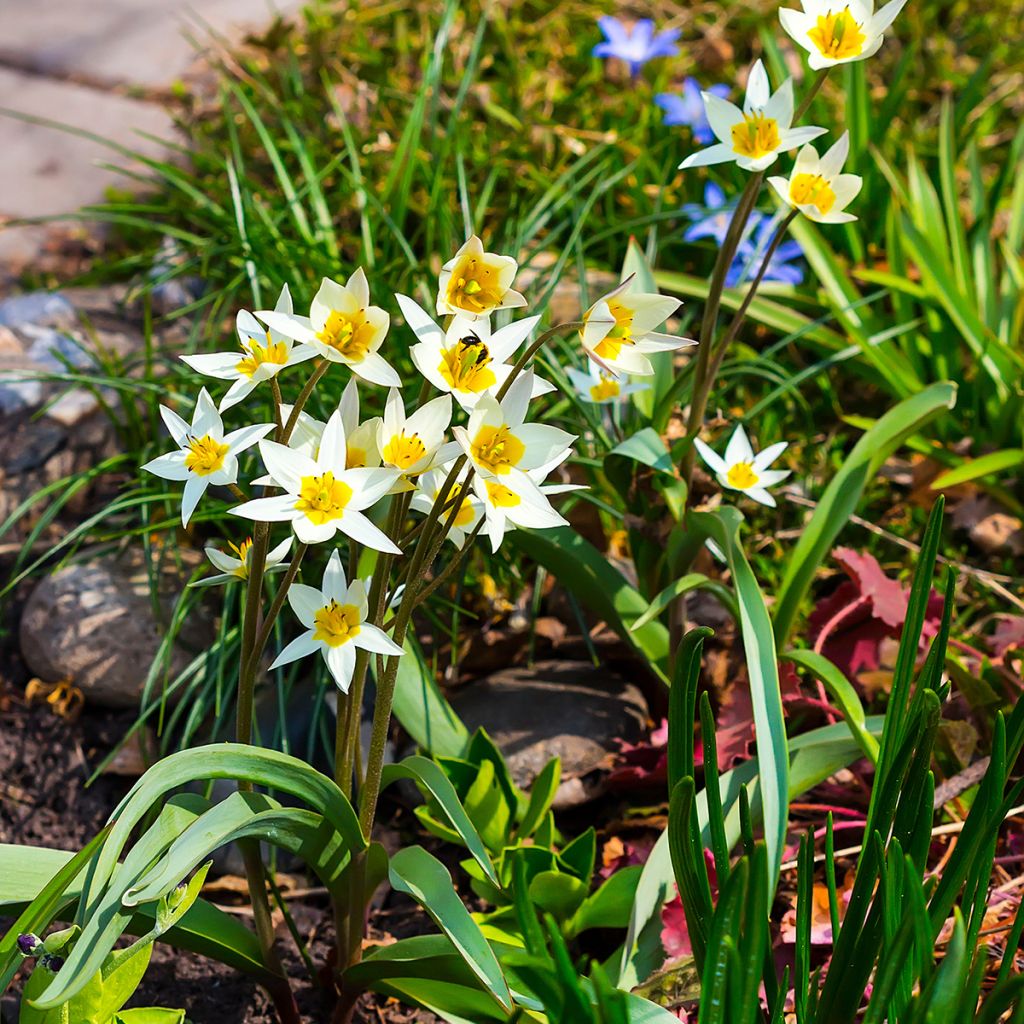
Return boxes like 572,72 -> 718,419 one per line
794,68 -> 830,122
271,376 -> 284,440
248,543 -> 308,670
281,359 -> 329,444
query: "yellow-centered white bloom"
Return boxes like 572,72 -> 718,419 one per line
376,389 -> 457,483
180,286 -> 317,411
780,0 -> 907,69
398,294 -> 554,411
581,275 -> 693,377
436,235 -> 527,320
269,549 -> 403,692
142,388 -> 274,527
231,409 -> 402,549
565,363 -> 650,405
679,60 -> 827,172
257,269 -> 400,387
193,536 -> 292,588
452,371 -> 576,501
768,132 -> 862,224
694,425 -> 790,507
410,464 -> 484,549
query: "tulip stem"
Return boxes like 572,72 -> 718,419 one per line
281,359 -> 329,443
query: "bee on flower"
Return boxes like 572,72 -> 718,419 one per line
679,59 -> 826,173
436,236 -> 526,320
581,275 -> 694,378
231,409 -> 402,549
270,550 -> 403,691
193,536 -> 292,588
142,388 -> 274,526
694,425 -> 790,507
780,0 -> 908,69
566,363 -> 649,405
410,465 -> 484,549
398,294 -> 553,411
452,371 -> 576,502
257,269 -> 401,387
768,132 -> 863,224
180,286 -> 317,411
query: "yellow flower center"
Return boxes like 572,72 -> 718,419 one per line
236,333 -> 289,378
808,7 -> 867,60
589,376 -> 621,402
317,309 -> 375,360
446,257 -> 506,315
486,481 -> 521,508
438,336 -> 497,393
295,471 -> 353,525
228,537 -> 253,577
346,445 -> 366,469
382,432 -> 428,472
184,434 -> 229,477
730,113 -> 781,159
726,462 -> 760,489
589,298 -> 638,361
312,599 -> 362,647
470,424 -> 525,475
789,173 -> 837,214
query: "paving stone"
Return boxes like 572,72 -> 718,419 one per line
0,0 -> 307,89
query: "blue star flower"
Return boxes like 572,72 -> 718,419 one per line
680,182 -> 736,245
593,16 -> 681,77
655,79 -> 730,144
727,216 -> 806,287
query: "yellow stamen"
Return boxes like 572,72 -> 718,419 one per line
184,434 -> 229,477
726,462 -> 760,489
589,298 -> 638,362
228,537 -> 253,578
486,481 -> 521,508
313,599 -> 361,647
470,424 -> 525,475
589,376 -> 621,402
730,112 -> 780,159
438,336 -> 498,393
236,332 -> 289,378
382,432 -> 428,472
789,173 -> 837,214
807,7 -> 866,60
317,309 -> 375,360
446,257 -> 507,315
295,471 -> 353,525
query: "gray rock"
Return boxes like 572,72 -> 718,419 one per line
0,291 -> 75,330
451,660 -> 648,809
24,327 -> 95,371
19,548 -> 209,708
0,376 -> 44,415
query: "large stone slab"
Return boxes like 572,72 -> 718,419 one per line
0,0 -> 306,89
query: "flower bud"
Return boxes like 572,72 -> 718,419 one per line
17,933 -> 42,956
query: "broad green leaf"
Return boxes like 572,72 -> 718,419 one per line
773,382 -> 957,647
381,755 -> 498,886
528,871 -> 589,920
511,527 -> 670,682
518,758 -> 560,839
345,934 -> 477,988
630,573 -> 738,634
389,846 -> 512,1012
114,1011 -> 186,1024
931,448 -> 1024,489
370,977 -> 508,1024
691,508 -> 788,895
605,428 -> 687,520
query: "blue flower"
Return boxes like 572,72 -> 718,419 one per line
680,182 -> 736,245
593,16 -> 681,77
655,79 -> 729,144
727,216 -> 805,287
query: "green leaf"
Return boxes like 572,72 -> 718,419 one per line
931,448 -> 1024,489
565,865 -> 642,939
389,636 -> 470,757
345,935 -> 478,989
388,846 -> 512,1012
605,428 -> 687,519
691,508 -> 788,894
773,382 -> 957,647
510,527 -> 670,682
630,574 -> 738,634
518,758 -> 560,839
381,755 -> 498,887
370,977 -> 508,1024
528,871 -> 589,920
114,1010 -> 186,1024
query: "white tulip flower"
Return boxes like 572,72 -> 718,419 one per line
452,372 -> 576,501
143,388 -> 274,526
231,409 -> 402,550
337,378 -> 382,468
269,549 -> 403,692
193,536 -> 292,588
694,425 -> 791,507
398,294 -> 554,411
581,275 -> 694,378
410,465 -> 484,549
472,467 -> 573,553
679,60 -> 826,172
768,132 -> 863,224
180,286 -> 317,411
376,389 -> 458,482
256,269 -> 400,387
436,235 -> 527,320
780,0 -> 908,69
565,363 -> 650,405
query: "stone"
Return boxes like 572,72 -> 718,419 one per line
0,291 -> 75,330
45,387 -> 101,428
0,417 -> 65,474
451,660 -> 648,809
19,548 -> 209,708
24,326 -> 96,371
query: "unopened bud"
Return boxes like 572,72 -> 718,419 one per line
17,933 -> 42,957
